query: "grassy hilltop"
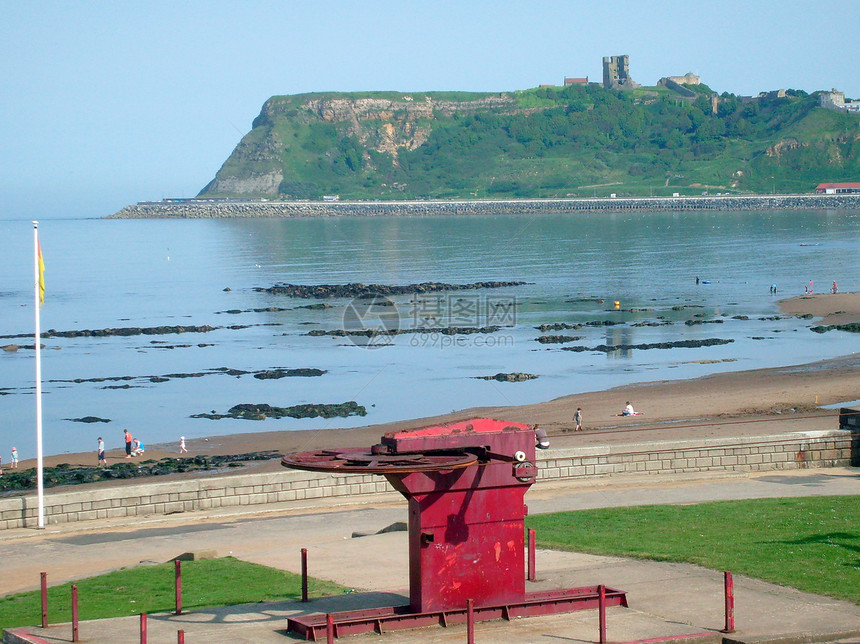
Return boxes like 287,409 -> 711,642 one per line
199,84 -> 860,200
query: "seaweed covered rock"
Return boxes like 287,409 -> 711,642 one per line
535,335 -> 582,344
257,281 -> 527,298
192,401 -> 367,420
477,372 -> 539,382
562,338 -> 734,353
810,323 -> 860,334
0,452 -> 282,492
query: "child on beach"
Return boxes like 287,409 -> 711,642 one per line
11,447 -> 18,468
179,436 -> 187,454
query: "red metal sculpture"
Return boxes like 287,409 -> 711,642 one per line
283,418 -> 626,640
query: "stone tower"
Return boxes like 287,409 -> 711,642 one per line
602,55 -> 639,90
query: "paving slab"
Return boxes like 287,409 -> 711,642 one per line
4,468 -> 860,643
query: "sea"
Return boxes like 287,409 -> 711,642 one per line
2,208 -> 860,460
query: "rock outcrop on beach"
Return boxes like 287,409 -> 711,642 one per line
562,338 -> 734,353
477,372 -> 539,382
536,335 -> 582,344
44,367 -> 326,389
257,281 -> 527,298
191,401 -> 367,421
306,326 -> 502,337
810,323 -> 860,333
0,453 -> 281,492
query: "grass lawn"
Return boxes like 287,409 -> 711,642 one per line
0,557 -> 344,634
526,496 -> 860,603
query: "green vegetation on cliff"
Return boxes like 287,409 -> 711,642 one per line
199,85 -> 860,200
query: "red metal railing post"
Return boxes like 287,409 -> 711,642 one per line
466,598 -> 475,644
140,612 -> 147,644
301,548 -> 309,602
177,630 -> 185,644
40,571 -> 48,628
528,528 -> 537,581
723,571 -> 735,633
175,559 -> 182,615
326,612 -> 335,644
598,584 -> 606,644
71,584 -> 79,642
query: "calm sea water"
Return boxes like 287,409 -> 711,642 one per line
2,209 -> 859,460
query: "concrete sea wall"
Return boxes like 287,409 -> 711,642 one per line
110,194 -> 860,219
1,429 -> 852,530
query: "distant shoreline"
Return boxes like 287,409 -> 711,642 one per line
108,194 -> 860,219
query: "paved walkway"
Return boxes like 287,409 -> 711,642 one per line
4,468 -> 860,643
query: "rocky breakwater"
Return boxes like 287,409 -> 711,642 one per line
110,194 -> 860,219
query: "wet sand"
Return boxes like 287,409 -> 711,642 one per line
18,292 -> 860,476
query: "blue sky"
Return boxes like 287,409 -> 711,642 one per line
3,0 -> 858,220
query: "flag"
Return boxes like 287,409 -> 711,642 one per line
37,239 -> 45,305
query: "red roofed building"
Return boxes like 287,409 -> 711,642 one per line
816,182 -> 860,194
564,77 -> 588,86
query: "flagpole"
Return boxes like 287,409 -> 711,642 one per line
33,221 -> 44,529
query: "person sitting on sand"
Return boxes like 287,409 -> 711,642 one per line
130,439 -> 145,457
622,401 -> 636,416
534,425 -> 550,450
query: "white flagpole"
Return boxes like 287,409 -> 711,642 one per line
33,221 -> 44,529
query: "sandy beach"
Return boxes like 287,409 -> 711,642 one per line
16,292 -> 860,476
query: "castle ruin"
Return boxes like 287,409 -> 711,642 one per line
602,55 -> 640,90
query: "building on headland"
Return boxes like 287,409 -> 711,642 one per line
564,77 -> 588,86
657,76 -> 698,99
739,89 -> 786,104
602,55 -> 639,90
659,72 -> 700,86
815,182 -> 860,194
819,89 -> 860,113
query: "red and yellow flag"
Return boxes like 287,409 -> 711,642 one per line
37,239 -> 45,305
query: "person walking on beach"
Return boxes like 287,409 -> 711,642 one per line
97,437 -> 106,466
124,429 -> 133,459
574,407 -> 583,431
179,436 -> 187,454
832,281 -> 838,294
10,447 -> 18,469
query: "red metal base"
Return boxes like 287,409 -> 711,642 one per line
287,586 -> 628,641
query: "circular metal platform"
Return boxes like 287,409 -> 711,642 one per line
281,448 -> 478,474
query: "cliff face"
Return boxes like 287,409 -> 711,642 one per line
201,93 -> 518,197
